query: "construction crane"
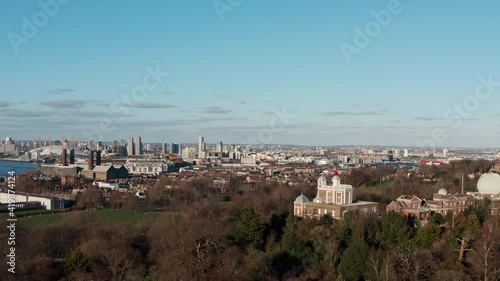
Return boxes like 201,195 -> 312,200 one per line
72,137 -> 76,150
61,136 -> 65,148
37,136 -> 42,148
32,136 -> 36,149
78,137 -> 82,149
49,136 -> 52,152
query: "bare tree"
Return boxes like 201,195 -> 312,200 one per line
472,217 -> 500,281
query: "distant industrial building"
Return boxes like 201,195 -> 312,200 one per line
80,165 -> 129,181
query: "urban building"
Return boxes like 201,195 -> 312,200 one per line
216,141 -> 223,154
125,158 -> 173,175
294,175 -> 379,219
198,136 -> 206,158
388,173 -> 499,220
182,146 -> 198,160
135,136 -> 142,156
0,190 -> 71,210
127,138 -> 135,156
80,165 -> 129,181
443,148 -> 449,158
170,143 -> 181,155
387,195 -> 430,221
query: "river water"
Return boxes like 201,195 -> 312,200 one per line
0,160 -> 38,176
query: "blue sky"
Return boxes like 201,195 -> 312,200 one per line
0,0 -> 499,147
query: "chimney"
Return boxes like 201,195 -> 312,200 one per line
62,149 -> 68,166
69,149 -> 75,164
88,150 -> 94,170
96,150 -> 101,166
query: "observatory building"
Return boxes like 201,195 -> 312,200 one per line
294,175 -> 379,219
467,172 -> 500,215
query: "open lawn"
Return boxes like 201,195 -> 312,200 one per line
6,209 -> 165,230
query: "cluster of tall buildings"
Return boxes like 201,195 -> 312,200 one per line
127,136 -> 143,156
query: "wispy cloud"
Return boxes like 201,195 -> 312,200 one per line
320,109 -> 388,116
0,101 -> 10,108
39,100 -> 88,108
414,116 -> 441,121
389,120 -> 400,123
202,106 -> 232,114
46,88 -> 76,95
0,109 -> 55,118
125,103 -> 179,109
414,116 -> 480,122
162,91 -> 175,95
213,94 -> 229,98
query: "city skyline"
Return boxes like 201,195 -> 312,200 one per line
1,1 -> 500,147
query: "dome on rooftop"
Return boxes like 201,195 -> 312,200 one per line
295,193 -> 309,203
477,172 -> 500,194
438,188 -> 448,195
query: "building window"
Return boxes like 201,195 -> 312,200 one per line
327,192 -> 332,203
336,192 -> 342,204
332,210 -> 336,217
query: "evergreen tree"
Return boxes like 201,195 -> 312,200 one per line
65,249 -> 90,275
337,239 -> 370,281
237,206 -> 265,250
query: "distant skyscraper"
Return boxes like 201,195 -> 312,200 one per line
182,146 -> 198,160
128,138 -> 135,156
443,148 -> 449,158
162,143 -> 167,155
404,149 -> 409,158
135,136 -> 142,155
198,136 -> 206,158
216,141 -> 223,154
394,149 -> 401,158
169,143 -> 180,154
113,140 -> 119,153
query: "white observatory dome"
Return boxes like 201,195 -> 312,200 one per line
438,188 -> 448,195
477,172 -> 500,194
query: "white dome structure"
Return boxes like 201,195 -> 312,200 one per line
318,175 -> 327,187
295,193 -> 309,203
438,188 -> 448,195
477,172 -> 500,194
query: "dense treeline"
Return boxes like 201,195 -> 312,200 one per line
1,175 -> 499,281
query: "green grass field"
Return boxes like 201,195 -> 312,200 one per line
2,209 -> 165,230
